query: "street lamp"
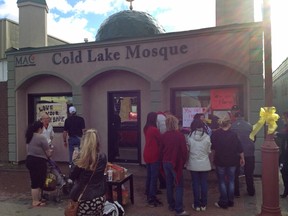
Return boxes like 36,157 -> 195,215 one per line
258,0 -> 282,215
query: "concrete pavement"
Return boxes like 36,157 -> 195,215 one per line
0,162 -> 288,216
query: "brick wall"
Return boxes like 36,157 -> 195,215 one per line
0,82 -> 8,162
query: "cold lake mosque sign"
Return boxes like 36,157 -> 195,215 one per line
15,44 -> 188,67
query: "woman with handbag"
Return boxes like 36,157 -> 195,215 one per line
25,120 -> 53,207
67,128 -> 107,216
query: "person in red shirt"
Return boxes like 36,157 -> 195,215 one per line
143,112 -> 163,207
161,115 -> 189,216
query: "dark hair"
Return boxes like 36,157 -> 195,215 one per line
189,118 -> 207,137
234,111 -> 242,118
25,121 -> 43,144
144,112 -> 157,132
193,113 -> 204,120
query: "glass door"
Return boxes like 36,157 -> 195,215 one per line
108,91 -> 141,163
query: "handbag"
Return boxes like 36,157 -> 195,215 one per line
64,161 -> 98,216
64,200 -> 79,216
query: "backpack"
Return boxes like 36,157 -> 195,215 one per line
103,201 -> 125,216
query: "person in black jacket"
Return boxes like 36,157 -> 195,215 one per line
69,129 -> 107,216
231,111 -> 255,197
211,117 -> 245,209
276,112 -> 288,198
63,106 -> 86,167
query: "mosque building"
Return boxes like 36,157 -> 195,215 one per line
2,0 -> 265,174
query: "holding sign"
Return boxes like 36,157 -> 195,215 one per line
37,103 -> 67,127
182,107 -> 206,128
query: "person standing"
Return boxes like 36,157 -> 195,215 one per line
69,129 -> 107,216
186,118 -> 211,211
193,113 -> 212,136
161,115 -> 189,216
156,111 -> 167,190
143,112 -> 163,207
230,110 -> 256,197
276,112 -> 288,198
63,106 -> 85,166
211,117 -> 244,209
25,121 -> 53,207
40,112 -> 54,145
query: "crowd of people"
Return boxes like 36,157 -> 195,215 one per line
142,105 -> 258,216
24,104 -> 288,216
25,106 -> 108,215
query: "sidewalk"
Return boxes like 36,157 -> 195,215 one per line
0,162 -> 288,216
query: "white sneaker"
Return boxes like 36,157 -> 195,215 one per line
192,204 -> 200,211
200,206 -> 206,211
175,210 -> 189,216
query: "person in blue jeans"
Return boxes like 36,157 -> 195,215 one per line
186,118 -> 211,211
63,106 -> 85,167
211,116 -> 244,209
143,112 -> 162,207
161,115 -> 189,216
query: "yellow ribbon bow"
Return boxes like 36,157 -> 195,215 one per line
249,107 -> 279,141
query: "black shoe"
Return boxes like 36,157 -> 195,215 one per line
280,194 -> 287,198
148,198 -> 163,207
228,201 -> 234,207
247,190 -> 255,196
154,198 -> 163,206
234,193 -> 240,198
214,202 -> 228,209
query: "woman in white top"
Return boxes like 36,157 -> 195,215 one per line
40,113 -> 54,145
186,118 -> 211,211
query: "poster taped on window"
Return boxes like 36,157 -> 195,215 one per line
182,107 -> 206,128
37,103 -> 67,127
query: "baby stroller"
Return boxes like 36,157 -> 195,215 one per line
42,159 -> 73,202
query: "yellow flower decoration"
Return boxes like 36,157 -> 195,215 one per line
249,107 -> 279,141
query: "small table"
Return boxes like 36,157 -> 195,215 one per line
106,173 -> 134,205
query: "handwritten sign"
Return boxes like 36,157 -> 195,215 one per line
182,107 -> 206,128
210,88 -> 238,110
36,103 -> 67,127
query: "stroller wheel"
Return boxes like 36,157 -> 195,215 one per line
62,184 -> 70,195
42,193 -> 49,201
54,196 -> 61,203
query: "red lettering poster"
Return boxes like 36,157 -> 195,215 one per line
210,88 -> 238,110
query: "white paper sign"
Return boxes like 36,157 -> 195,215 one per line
182,107 -> 206,128
36,103 -> 67,127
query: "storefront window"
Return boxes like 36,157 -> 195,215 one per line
172,87 -> 240,128
28,94 -> 72,131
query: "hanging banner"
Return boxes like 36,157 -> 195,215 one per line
36,103 -> 67,127
210,88 -> 238,110
182,107 -> 206,128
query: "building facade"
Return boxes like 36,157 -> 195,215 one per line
3,0 -> 266,175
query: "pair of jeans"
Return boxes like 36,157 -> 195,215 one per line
145,161 -> 160,201
216,166 -> 236,207
163,162 -> 184,214
235,156 -> 255,195
190,171 -> 208,208
68,136 -> 81,164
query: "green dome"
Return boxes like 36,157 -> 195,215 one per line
95,10 -> 165,42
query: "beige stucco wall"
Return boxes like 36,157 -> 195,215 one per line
7,23 -> 264,173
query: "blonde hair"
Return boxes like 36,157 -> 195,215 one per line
165,115 -> 179,131
39,112 -> 49,120
75,129 -> 100,170
218,116 -> 231,128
